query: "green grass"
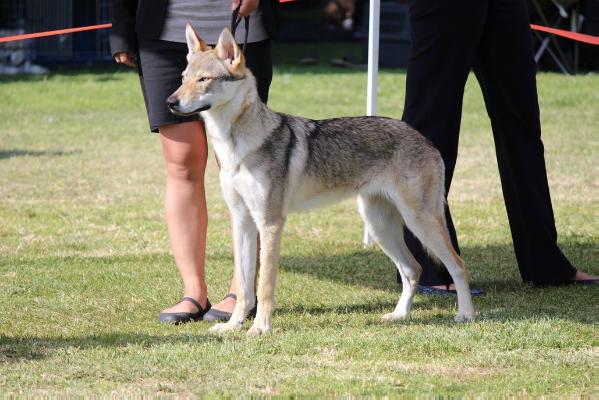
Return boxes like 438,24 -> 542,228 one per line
0,50 -> 597,396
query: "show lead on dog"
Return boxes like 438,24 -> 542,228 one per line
400,0 -> 598,290
110,0 -> 279,324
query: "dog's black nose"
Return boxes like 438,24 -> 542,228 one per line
166,96 -> 179,109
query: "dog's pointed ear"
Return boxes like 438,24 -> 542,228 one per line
185,23 -> 208,59
215,28 -> 245,70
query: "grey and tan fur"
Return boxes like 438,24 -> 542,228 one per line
167,25 -> 476,336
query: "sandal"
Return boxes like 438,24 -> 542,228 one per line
158,297 -> 211,325
416,284 -> 485,296
571,278 -> 599,285
203,293 -> 258,322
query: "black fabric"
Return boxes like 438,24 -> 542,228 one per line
259,0 -> 281,40
109,0 -> 138,56
400,0 -> 577,286
137,38 -> 272,133
109,0 -> 280,56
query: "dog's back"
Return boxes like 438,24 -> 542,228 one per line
302,116 -> 440,187
248,113 -> 444,215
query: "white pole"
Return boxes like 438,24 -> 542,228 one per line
366,0 -> 380,116
363,0 -> 380,247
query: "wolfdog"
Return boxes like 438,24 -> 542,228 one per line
167,25 -> 476,336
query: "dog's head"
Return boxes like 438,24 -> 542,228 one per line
167,25 -> 247,116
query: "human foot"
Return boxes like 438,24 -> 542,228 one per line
160,293 -> 208,314
203,293 -> 237,322
435,283 -> 456,291
203,293 -> 258,322
572,270 -> 599,284
210,293 -> 237,313
158,297 -> 211,324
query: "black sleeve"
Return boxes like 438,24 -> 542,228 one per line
109,0 -> 138,56
260,0 -> 280,40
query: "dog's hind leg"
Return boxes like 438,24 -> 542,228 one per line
247,216 -> 286,336
357,194 -> 422,321
392,190 -> 476,322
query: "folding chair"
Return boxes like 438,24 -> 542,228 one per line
530,0 -> 582,74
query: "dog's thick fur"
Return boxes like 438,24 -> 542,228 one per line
168,26 -> 475,335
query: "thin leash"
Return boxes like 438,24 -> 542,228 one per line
231,0 -> 250,53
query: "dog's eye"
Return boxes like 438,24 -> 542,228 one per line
198,77 -> 209,82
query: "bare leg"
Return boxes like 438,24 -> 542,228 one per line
159,121 -> 209,313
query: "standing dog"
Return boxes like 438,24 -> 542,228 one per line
167,25 -> 476,336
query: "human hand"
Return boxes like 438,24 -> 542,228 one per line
232,0 -> 260,17
114,52 -> 137,67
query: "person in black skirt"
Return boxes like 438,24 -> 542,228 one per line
110,0 -> 279,323
400,0 -> 598,293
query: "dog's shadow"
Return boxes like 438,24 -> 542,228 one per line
0,148 -> 80,160
275,239 -> 598,325
0,332 -> 223,363
2,240 -> 594,361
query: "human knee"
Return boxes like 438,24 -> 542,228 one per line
165,156 -> 206,183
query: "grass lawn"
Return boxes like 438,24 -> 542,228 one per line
0,46 -> 597,396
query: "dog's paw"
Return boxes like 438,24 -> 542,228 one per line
247,323 -> 272,337
208,321 -> 242,333
454,313 -> 476,323
381,312 -> 408,322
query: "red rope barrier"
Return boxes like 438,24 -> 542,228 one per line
0,20 -> 597,46
0,23 -> 112,44
530,23 -> 599,45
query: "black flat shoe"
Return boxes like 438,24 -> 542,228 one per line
158,297 -> 211,325
203,293 -> 257,322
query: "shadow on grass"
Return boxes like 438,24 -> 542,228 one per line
2,239 -> 595,359
274,290 -> 598,326
273,240 -> 597,324
101,240 -> 595,324
275,299 -> 397,316
278,240 -> 595,290
0,332 -> 222,362
0,148 -> 81,160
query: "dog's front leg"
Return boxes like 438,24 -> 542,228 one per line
209,206 -> 258,333
247,217 -> 285,337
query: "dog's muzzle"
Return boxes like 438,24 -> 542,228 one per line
166,97 -> 211,116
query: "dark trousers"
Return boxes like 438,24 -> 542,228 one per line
244,40 -> 273,104
400,0 -> 577,286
